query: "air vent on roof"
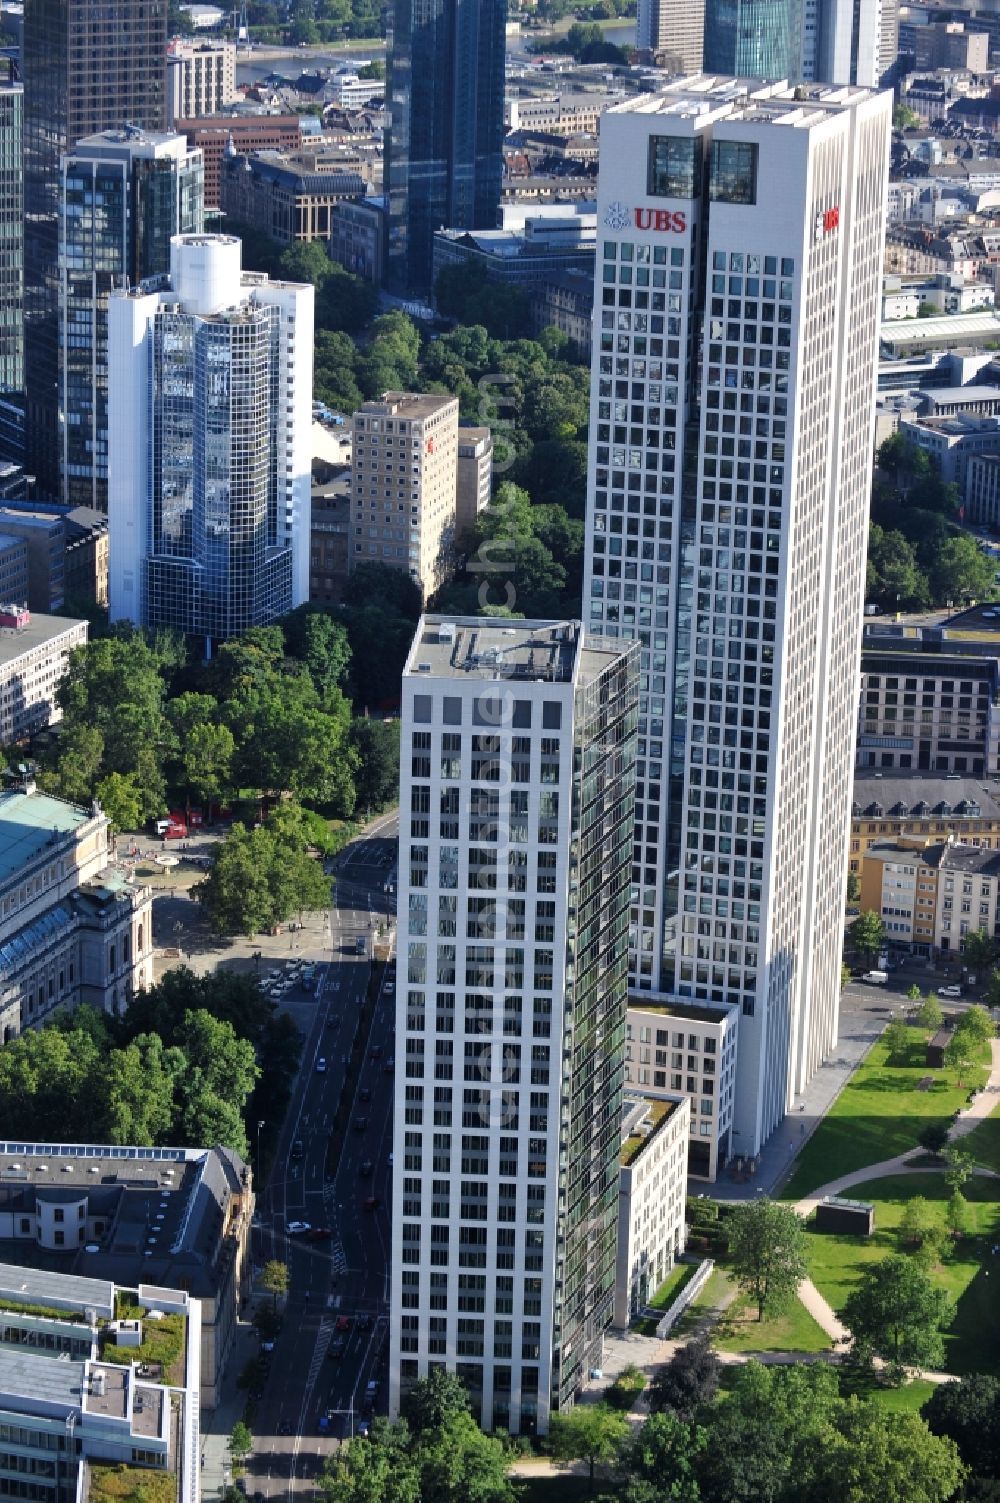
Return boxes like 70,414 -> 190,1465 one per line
61,1165 -> 74,1173
88,1167 -> 99,1174
37,1165 -> 47,1172
417,662 -> 431,672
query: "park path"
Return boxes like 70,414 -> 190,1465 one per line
791,1034 -> 1000,1352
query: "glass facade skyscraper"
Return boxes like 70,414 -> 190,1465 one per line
704,0 -> 797,77
23,0 -> 168,499
0,67 -> 23,402
61,129 -> 203,509
386,0 -> 507,296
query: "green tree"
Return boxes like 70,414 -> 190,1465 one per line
847,870 -> 862,902
196,810 -> 331,936
606,1364 -> 646,1411
728,1198 -> 807,1321
350,718 -> 400,813
647,1332 -> 719,1420
44,722 -> 105,804
841,963 -> 852,990
866,526 -> 929,611
841,1254 -> 953,1378
319,1424 -> 419,1503
695,1362 -> 840,1503
179,721 -> 236,809
100,1034 -> 180,1145
260,1260 -> 288,1311
945,1030 -> 976,1087
930,536 -> 997,605
917,1119 -> 952,1155
956,1004 -> 995,1048
96,771 -> 144,833
899,1195 -> 936,1247
946,1190 -> 972,1239
894,103 -> 921,128
414,1410 -> 513,1503
806,1402 -> 963,1503
177,1009 -> 259,1108
963,930 -> 996,975
229,1422 -> 253,1461
884,1017 -> 911,1063
919,993 -> 943,1031
943,1144 -> 975,1193
923,1373 -> 1000,1480
548,1405 -> 630,1494
401,1368 -> 469,1434
853,909 -> 887,963
342,561 -> 422,620
617,1412 -> 707,1503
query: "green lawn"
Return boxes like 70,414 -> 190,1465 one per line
782,1034 -> 991,1200
838,1372 -> 939,1415
649,1260 -> 699,1311
670,1267 -> 734,1340
714,1293 -> 832,1355
965,1100 -> 1000,1173
804,1173 -> 1000,1375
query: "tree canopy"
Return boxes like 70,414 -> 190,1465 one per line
727,1198 -> 807,1321
841,1253 -> 953,1377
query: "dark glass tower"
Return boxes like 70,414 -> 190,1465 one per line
703,0 -> 797,77
386,0 -> 507,297
0,65 -> 23,405
23,0 -> 168,500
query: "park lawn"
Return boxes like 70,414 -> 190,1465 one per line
714,1292 -> 832,1355
965,1100 -> 1000,1173
782,1034 -> 991,1200
838,1372 -> 938,1415
670,1266 -> 734,1339
804,1173 -> 1000,1375
648,1260 -> 699,1311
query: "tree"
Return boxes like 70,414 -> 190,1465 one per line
899,1195 -> 937,1247
179,721 -> 236,810
955,1004 -> 995,1048
894,103 -> 921,128
401,1368 -> 469,1434
548,1405 -> 630,1494
884,1017 -> 911,1063
919,993 -> 944,1032
853,909 -> 887,963
930,536 -> 997,605
841,963 -> 852,990
197,812 -> 331,937
42,722 -> 104,805
806,1403 -> 964,1503
841,1253 -> 953,1377
923,1374 -> 1000,1480
847,870 -> 862,902
943,1144 -> 975,1193
728,1198 -> 807,1322
617,1412 -> 707,1503
946,1190 -> 972,1239
918,1119 -> 952,1155
866,527 -> 929,612
260,1260 -> 289,1311
606,1363 -> 646,1411
964,930 -> 996,975
341,562 -> 422,620
695,1362 -> 840,1503
350,718 -> 400,813
647,1332 -> 719,1420
96,771 -> 144,833
414,1410 -> 513,1503
229,1422 -> 253,1461
945,1030 -> 976,1087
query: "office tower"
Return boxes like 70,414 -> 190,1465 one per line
350,393 -> 459,601
800,0 -> 887,84
61,128 -> 203,511
389,616 -> 638,1435
582,80 -> 890,1161
704,0 -> 797,78
0,65 -> 23,407
166,38 -> 237,125
635,0 -> 705,68
107,234 -> 313,646
386,0 -> 507,295
22,0 -> 167,498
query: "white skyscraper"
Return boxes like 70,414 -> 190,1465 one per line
582,79 -> 890,1162
389,616 -> 638,1436
107,234 -> 313,644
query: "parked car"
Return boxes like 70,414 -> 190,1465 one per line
355,1116 -> 368,1132
286,1220 -> 311,1236
290,1139 -> 304,1159
940,985 -> 963,998
359,1087 -> 371,1102
305,1226 -> 333,1241
316,1057 -> 327,1073
328,1339 -> 346,1358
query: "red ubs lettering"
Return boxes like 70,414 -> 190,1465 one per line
823,206 -> 840,233
634,208 -> 687,233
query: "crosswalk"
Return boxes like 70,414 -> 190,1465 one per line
304,1317 -> 335,1393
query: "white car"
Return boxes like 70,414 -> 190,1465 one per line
316,1057 -> 327,1072
940,985 -> 963,998
286,1221 -> 311,1236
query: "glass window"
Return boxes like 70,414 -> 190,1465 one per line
648,135 -> 702,199
709,141 -> 758,204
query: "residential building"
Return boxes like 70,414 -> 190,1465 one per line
849,771 -> 1000,877
624,996 -> 740,1180
64,503 -> 109,607
614,1094 -> 689,1328
704,0 -> 797,79
327,70 -> 385,111
0,607 -> 87,743
331,195 -> 386,282
859,834 -> 1000,953
456,427 -> 493,542
219,148 -> 366,244
913,20 -> 989,69
386,0 -> 507,294
0,534 -> 29,605
582,80 -> 891,1161
0,509 -> 65,609
310,481 -> 350,606
167,37 -> 237,124
635,0 -> 705,67
389,616 -> 639,1435
531,267 -> 594,356
350,393 -> 459,601
174,114 -> 302,208
0,777 -> 153,1041
0,1266 -> 200,1503
505,95 -> 615,137
934,839 -> 1000,951
881,273 -> 995,320
0,66 -> 23,404
60,128 -> 204,511
0,1139 -> 253,1408
108,234 -> 313,645
22,0 -> 168,500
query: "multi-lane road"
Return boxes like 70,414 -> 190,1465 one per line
247,816 -> 399,1496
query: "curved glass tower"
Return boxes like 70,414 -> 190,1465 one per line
704,0 -> 798,78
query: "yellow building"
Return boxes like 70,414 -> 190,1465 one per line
850,772 -> 1000,877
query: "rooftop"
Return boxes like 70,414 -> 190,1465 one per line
854,770 -> 1000,820
0,785 -> 97,886
882,310 -> 1000,347
406,616 -> 582,684
0,1346 -> 85,1409
357,392 -> 457,420
608,74 -> 881,125
628,992 -> 737,1026
620,1097 -> 682,1168
0,611 -> 87,668
0,1261 -> 114,1316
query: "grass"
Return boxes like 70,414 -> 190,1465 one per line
670,1266 -> 734,1340
88,1466 -> 175,1503
965,1099 -> 1000,1173
782,1033 -> 991,1200
715,1293 -> 832,1355
804,1172 -> 1000,1375
648,1260 -> 699,1311
106,1306 -> 186,1386
838,1371 -> 938,1415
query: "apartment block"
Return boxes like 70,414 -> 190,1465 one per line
850,771 -> 1000,875
389,616 -> 639,1434
860,835 -> 1000,954
614,1094 -> 689,1328
582,79 -> 891,1160
456,427 -> 493,542
219,149 -> 366,244
0,608 -> 88,743
167,37 -> 237,123
351,394 -> 460,601
0,509 -> 65,610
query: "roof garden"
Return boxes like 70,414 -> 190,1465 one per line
621,1098 -> 679,1167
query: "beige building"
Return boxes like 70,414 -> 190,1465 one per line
0,779 -> 153,1043
167,38 -> 236,123
456,426 -> 493,542
625,995 -> 740,1181
850,773 -> 1000,879
614,1094 -> 689,1328
350,393 -> 460,600
0,607 -> 87,744
860,835 -> 1000,955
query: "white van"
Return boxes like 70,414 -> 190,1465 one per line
862,970 -> 888,985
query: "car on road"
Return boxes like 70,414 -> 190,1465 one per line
383,1057 -> 394,1073
366,1380 -> 379,1397
940,985 -> 963,998
356,1313 -> 372,1331
278,1420 -> 292,1437
316,1056 -> 327,1073
260,1341 -> 275,1354
335,1315 -> 352,1332
363,1196 -> 379,1212
305,1226 -> 333,1241
354,1116 -> 368,1132
286,1220 -> 311,1236
357,1422 -> 370,1438
328,1339 -> 346,1358
359,1087 -> 371,1102
360,1159 -> 373,1175
291,1139 -> 304,1159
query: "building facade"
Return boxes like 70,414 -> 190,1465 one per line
704,0 -> 798,78
0,534 -> 29,605
174,115 -> 302,208
849,771 -> 1000,875
456,426 -> 493,542
635,0 -> 705,67
22,0 -> 167,499
614,1095 -> 689,1328
61,128 -> 204,510
0,779 -> 153,1042
219,149 -> 366,244
859,644 -> 1000,776
167,37 -> 237,124
350,393 -> 460,601
582,80 -> 891,1161
0,508 -> 65,610
389,616 -> 639,1435
386,0 -> 507,294
0,607 -> 88,743
331,196 -> 386,282
108,234 -> 313,644
0,68 -> 23,405
859,835 -> 1000,954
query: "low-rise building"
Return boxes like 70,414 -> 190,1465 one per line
64,504 -> 109,608
167,37 -> 236,123
0,509 -> 64,611
882,272 -> 995,320
455,426 -> 493,542
0,779 -> 153,1042
625,995 -> 739,1181
531,266 -> 593,355
850,772 -> 1000,879
174,114 -> 302,208
0,531 -> 28,604
614,1094 -> 689,1328
219,148 -> 366,243
326,70 -> 384,111
0,1265 -> 201,1503
859,834 -> 1000,954
0,608 -> 88,743
859,637 -> 1000,776
899,411 -> 1000,488
330,194 -> 386,282
0,1140 -> 252,1410
310,477 -> 350,606
432,213 -> 595,296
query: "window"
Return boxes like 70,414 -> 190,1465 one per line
648,135 -> 702,200
709,141 -> 758,205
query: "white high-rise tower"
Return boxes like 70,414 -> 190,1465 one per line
582,78 -> 890,1163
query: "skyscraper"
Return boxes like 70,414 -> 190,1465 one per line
386,0 -> 507,296
22,0 -> 167,498
582,79 -> 890,1161
61,128 -> 204,510
389,616 -> 638,1434
0,65 -> 23,406
800,0 -> 893,85
635,0 -> 705,69
108,234 -> 313,646
704,0 -> 798,79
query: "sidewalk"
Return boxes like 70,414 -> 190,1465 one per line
201,1321 -> 261,1500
